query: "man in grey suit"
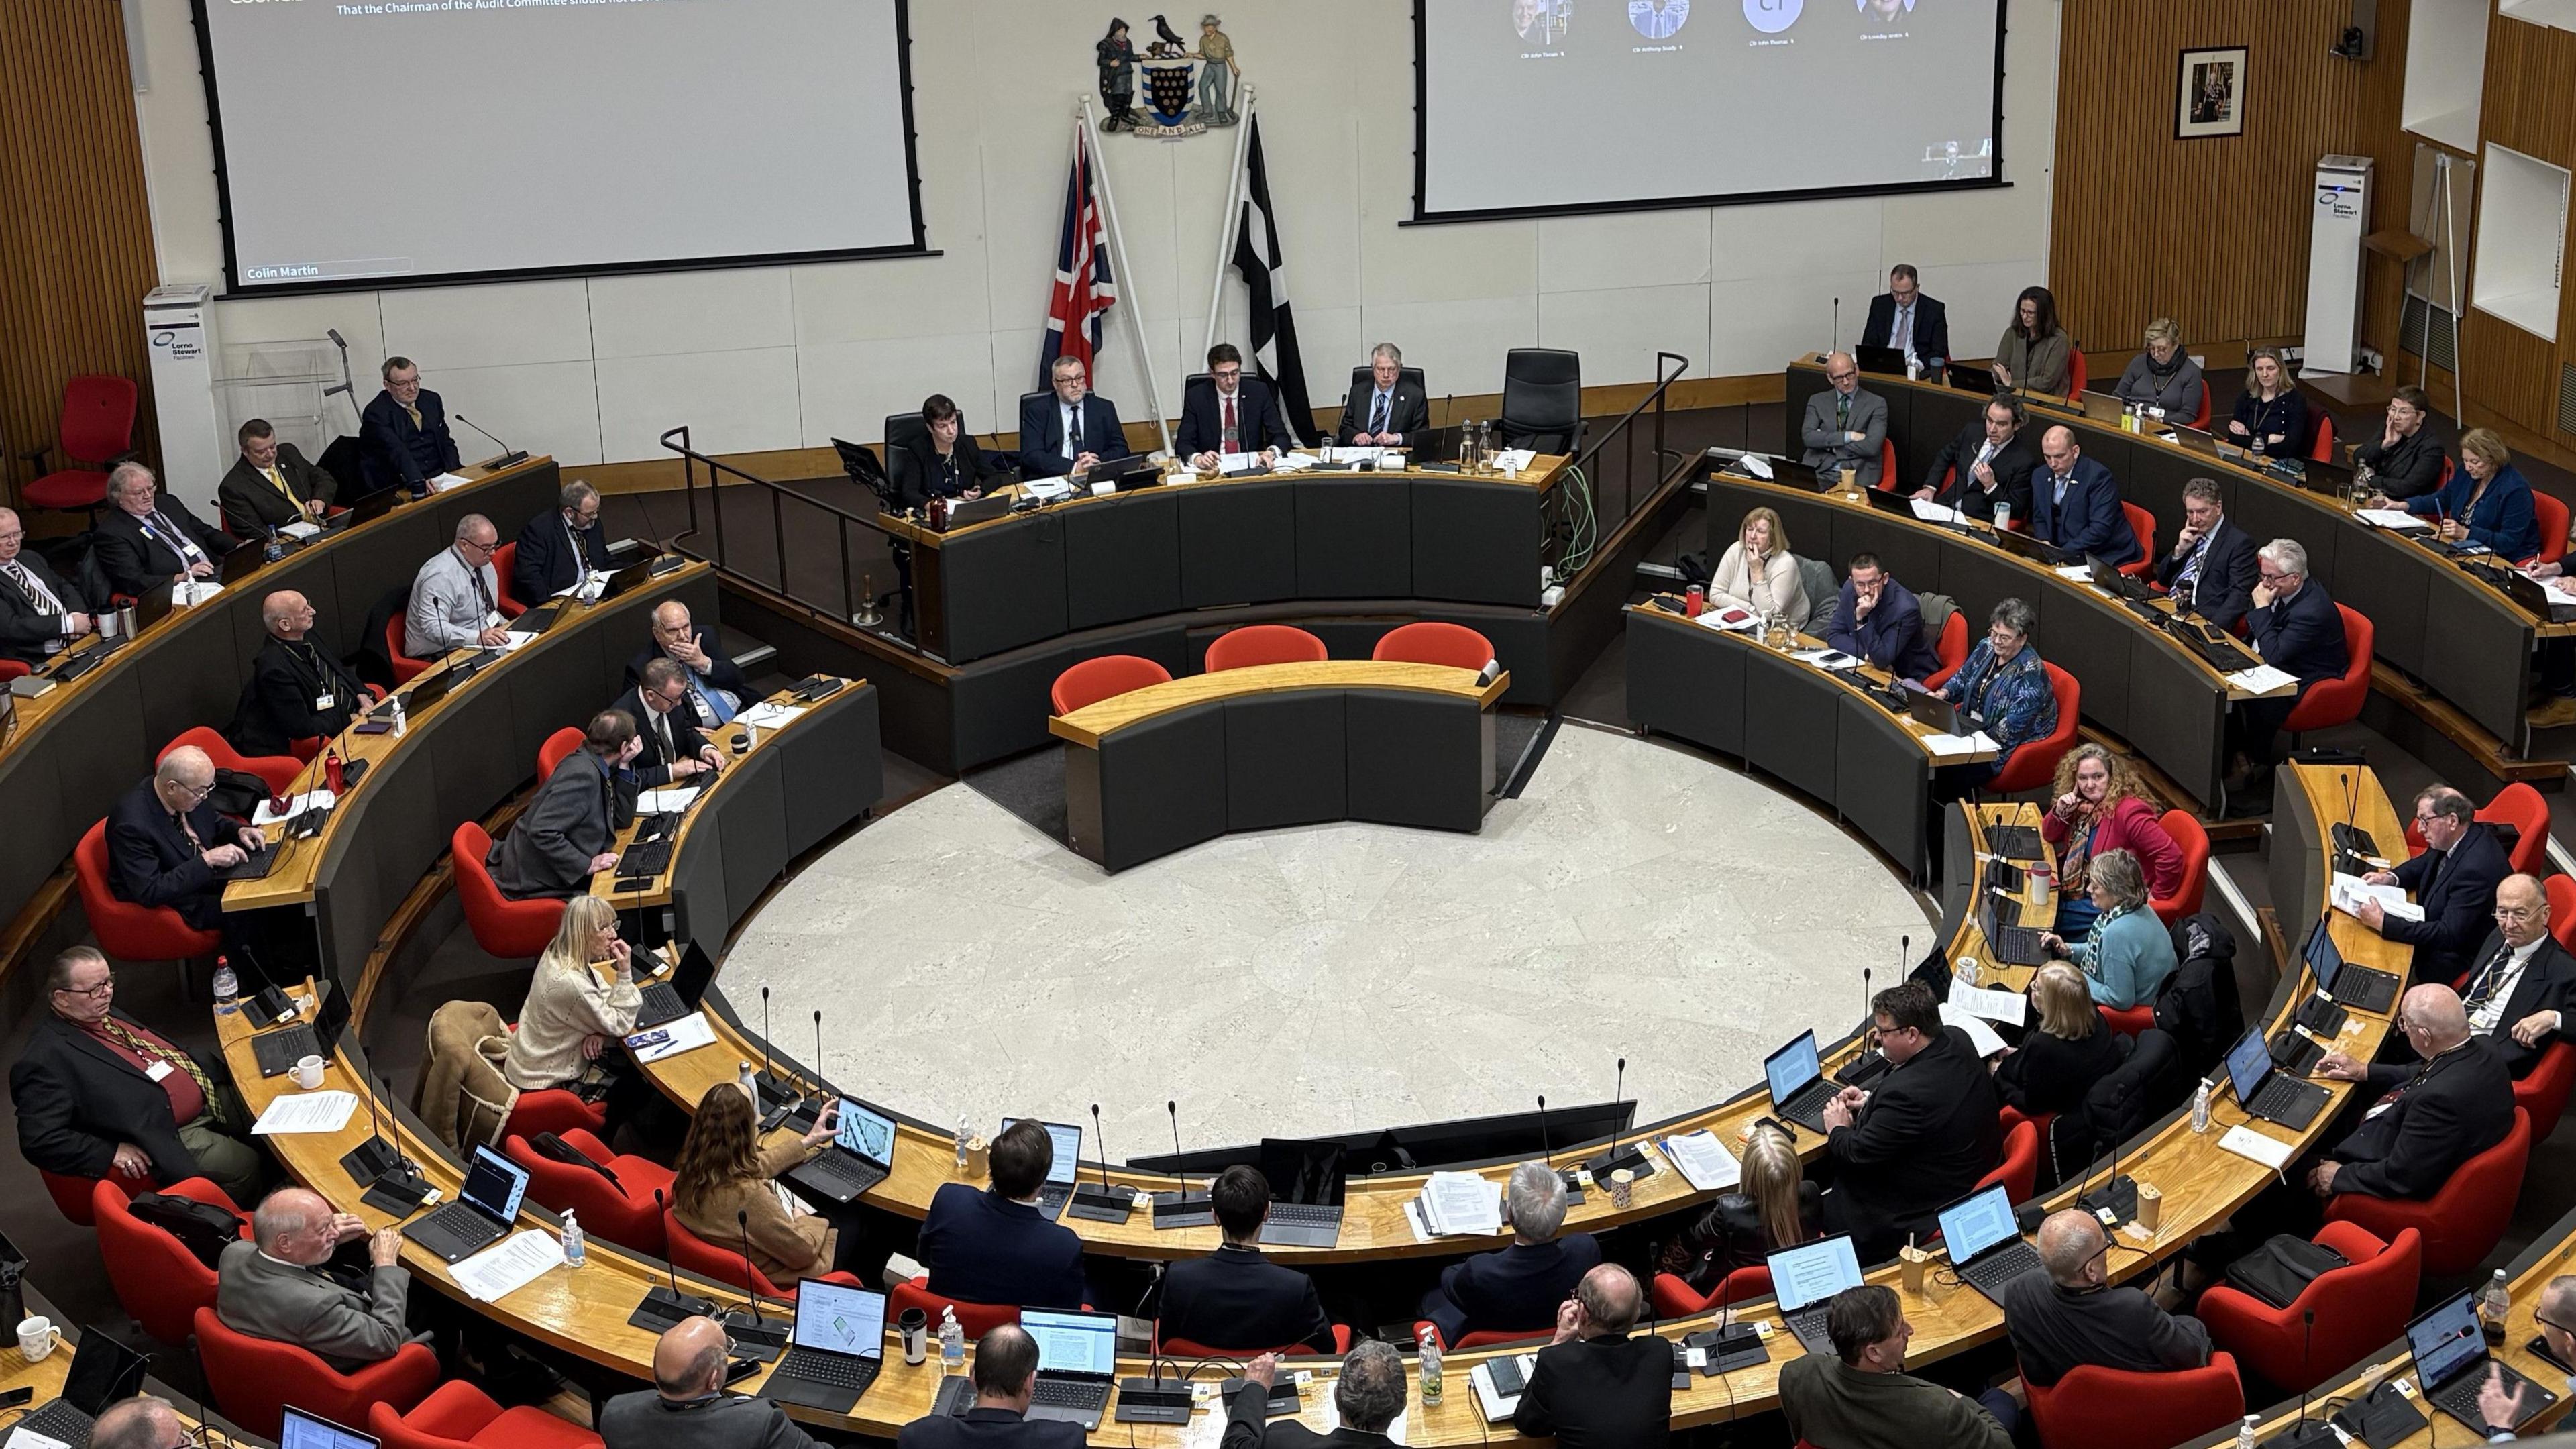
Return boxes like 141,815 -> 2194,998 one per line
1802,351 -> 1888,488
215,1187 -> 413,1371
602,1315 -> 816,1449
406,513 -> 513,658
488,709 -> 640,899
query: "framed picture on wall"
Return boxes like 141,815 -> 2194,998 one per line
2177,47 -> 2247,138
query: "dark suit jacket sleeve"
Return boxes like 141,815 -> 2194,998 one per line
107,799 -> 214,911
1395,387 -> 1430,441
2068,477 -> 2129,559
1860,295 -> 1893,351
1855,595 -> 1925,672
2202,532 -> 2261,629
1823,587 -> 1862,659
2380,846 -> 2502,959
1174,391 -> 1214,459
2334,1073 -> 2477,1199
1090,398 -> 1133,461
512,516 -> 552,601
9,1053 -> 117,1178
1925,427 -> 1968,495
94,522 -> 158,598
217,467 -> 272,539
1922,297 -> 1951,362
424,394 -> 463,471
696,629 -> 750,696
1220,1381 -> 1273,1449
1512,1349 -> 1564,1439
1018,394 -> 1071,478
1827,1066 -> 1939,1171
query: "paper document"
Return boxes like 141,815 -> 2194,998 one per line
6,1428 -> 74,1449
431,472 -> 473,491
1658,1131 -> 1743,1192
1700,606 -> 1762,633
252,1090 -> 358,1136
494,630 -> 540,650
626,1011 -> 717,1062
636,786 -> 701,814
1270,452 -> 1320,472
1470,1357 -> 1540,1422
2332,873 -> 2423,922
1417,1171 -> 1505,1236
550,571 -> 614,599
280,520 -> 323,540
2226,665 -> 2299,694
1935,1004 -> 2008,1058
2055,564 -> 2097,583
736,702 -> 808,731
1921,731 -> 2000,758
1947,975 -> 2030,1026
1910,498 -> 1966,523
2218,1124 -> 2297,1171
449,1228 -> 565,1303
173,580 -> 225,607
1215,451 -> 1270,473
1493,448 -> 1538,473
253,788 -> 335,827
2354,508 -> 2430,531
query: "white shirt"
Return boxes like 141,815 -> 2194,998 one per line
3,561 -> 73,646
2466,935 -> 2547,1036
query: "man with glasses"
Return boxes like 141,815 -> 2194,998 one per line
512,480 -> 614,601
95,462 -> 237,599
1018,356 -> 1133,481
1817,982 -> 2000,1263
406,513 -> 512,657
107,745 -> 266,936
360,356 -> 462,498
2479,1277 -> 2576,1438
216,417 -> 335,539
2375,873 -> 2575,1078
2225,537 -> 2347,814
9,946 -> 269,1207
2003,1208 -> 2210,1389
2349,785 -> 2512,991
629,600 -> 748,728
0,506 -> 96,666
1177,343 -> 1291,472
2308,984 -> 2513,1205
1800,352 -> 1888,489
612,657 -> 722,788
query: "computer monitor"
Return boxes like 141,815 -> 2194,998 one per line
1022,1309 -> 1118,1377
1764,1031 -> 1823,1106
1767,1234 -> 1864,1311
280,1408 -> 380,1449
790,1278 -> 887,1358
2222,1026 -> 2275,1106
835,1098 -> 896,1166
1000,1118 -> 1083,1186
1934,1185 -> 2019,1262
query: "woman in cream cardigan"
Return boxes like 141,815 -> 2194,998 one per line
672,1083 -> 845,1283
504,896 -> 643,1092
1707,506 -> 1809,622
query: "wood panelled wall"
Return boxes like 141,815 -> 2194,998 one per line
2049,1 -> 2414,364
0,5 -> 162,509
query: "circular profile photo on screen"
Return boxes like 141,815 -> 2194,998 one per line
1513,0 -> 1570,44
1741,0 -> 1801,36
1858,0 -> 1915,31
1630,0 -> 1689,39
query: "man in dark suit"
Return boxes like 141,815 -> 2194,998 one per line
10,947 -> 268,1207
896,1324 -> 1087,1449
0,506 -> 97,665
1336,343 -> 1428,448
616,659 -> 723,788
2226,537 -> 2350,811
1859,264 -> 1949,372
1914,396 -> 2035,527
108,745 -> 266,933
1826,554 -> 1943,680
918,1119 -> 1087,1310
488,710 -> 640,899
1018,357 -> 1133,480
227,590 -> 370,758
630,599 -> 751,727
2030,427 -> 2136,565
1156,1165 -> 1334,1352
2352,786 -> 2514,990
602,1315 -> 818,1449
1512,1265 -> 1672,1449
360,356 -> 462,497
513,480 -> 614,600
1418,1161 -> 1601,1345
1820,981 -> 2002,1262
1211,1340 -> 1406,1449
2432,874 -> 2576,1077
2310,985 -> 2516,1202
1177,343 -> 1293,469
2155,479 -> 2261,631
215,418 -> 335,539
96,463 -> 236,598
2003,1210 -> 2210,1389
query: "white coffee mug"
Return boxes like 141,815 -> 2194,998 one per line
291,1054 -> 327,1090
18,1316 -> 53,1362
1992,502 -> 2014,533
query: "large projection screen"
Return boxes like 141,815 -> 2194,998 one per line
1416,0 -> 2007,221
193,0 -> 926,294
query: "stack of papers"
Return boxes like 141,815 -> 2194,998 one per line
2218,1124 -> 2296,1171
2354,508 -> 2429,531
430,472 -> 474,491
636,785 -> 702,814
737,702 -> 807,731
1271,452 -> 1321,472
2055,564 -> 2098,583
172,580 -> 225,607
1493,448 -> 1538,473
1910,498 -> 1967,523
1790,648 -> 1860,671
253,788 -> 335,827
1935,1004 -> 2008,1058
252,1091 -> 358,1135
1947,975 -> 2029,1026
2226,664 -> 2299,694
449,1229 -> 566,1302
1921,730 -> 2001,758
1658,1131 -> 1743,1192
626,1011 -> 718,1062
280,520 -> 323,540
551,572 -> 614,598
1414,1171 -> 1505,1237
2331,873 -> 2423,922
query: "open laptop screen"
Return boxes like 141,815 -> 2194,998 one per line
836,1099 -> 896,1165
1764,1032 -> 1822,1106
1023,1309 -> 1117,1377
280,1409 -> 380,1449
1935,1185 -> 2018,1262
1001,1118 -> 1083,1186
1767,1234 -> 1863,1312
2304,916 -> 2345,993
461,1144 -> 530,1220
2223,1026 -> 2274,1106
2408,1290 -> 2487,1387
791,1278 -> 886,1358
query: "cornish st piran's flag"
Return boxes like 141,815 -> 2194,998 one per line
1230,115 -> 1316,446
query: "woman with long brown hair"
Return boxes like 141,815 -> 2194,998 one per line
671,1083 -> 843,1283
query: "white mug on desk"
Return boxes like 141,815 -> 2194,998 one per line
18,1315 -> 53,1362
290,1055 -> 327,1090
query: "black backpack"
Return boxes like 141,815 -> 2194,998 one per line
2222,1232 -> 2349,1309
129,1191 -> 244,1271
2155,912 -> 2245,1081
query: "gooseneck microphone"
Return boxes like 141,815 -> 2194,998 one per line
721,1209 -> 786,1351
631,1187 -> 718,1328
754,986 -> 794,1110
453,413 -> 529,470
1151,1100 -> 1213,1228
1069,1103 -> 1135,1223
1586,1056 -> 1654,1181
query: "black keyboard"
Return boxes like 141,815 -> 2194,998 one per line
16,1399 -> 93,1444
635,980 -> 687,1028
2161,616 -> 2251,670
1988,920 -> 2050,966
619,840 -> 673,877
252,1022 -> 320,1076
777,1346 -> 881,1390
405,1201 -> 506,1260
1776,1075 -> 1836,1133
1033,1379 -> 1111,1410
1984,825 -> 2043,860
1959,1240 -> 2045,1297
798,1152 -> 888,1198
2337,965 -> 2401,1013
2248,1074 -> 2330,1128
1784,1304 -> 1833,1354
2270,1030 -> 2324,1079
215,845 -> 282,881
1271,1202 -> 1340,1227
2121,598 -> 2165,623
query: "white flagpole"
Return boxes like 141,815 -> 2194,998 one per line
1201,86 -> 1258,358
1077,96 -> 1174,457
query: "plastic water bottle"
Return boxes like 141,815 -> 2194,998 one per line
211,959 -> 240,1016
954,1122 -> 971,1171
1417,1327 -> 1444,1406
390,694 -> 407,739
264,527 -> 286,564
2235,1413 -> 2259,1449
2480,1269 -> 2514,1344
939,1307 -> 965,1373
2190,1078 -> 2213,1134
559,1210 -> 586,1268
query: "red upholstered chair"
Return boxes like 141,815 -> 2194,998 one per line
663,1210 -> 863,1301
505,1089 -> 606,1144
2529,492 -> 2571,568
2150,808 -> 2210,925
452,822 -> 563,959
488,543 -> 529,619
2191,387 -> 2212,431
505,1130 -> 673,1257
193,1305 -> 439,1439
95,1177 -> 244,1343
2098,1004 -> 2157,1038
40,1168 -> 125,1227
537,727 -> 586,782
1050,655 -> 1172,715
890,1277 -> 1022,1339
387,614 -> 432,684
2024,1350 -> 2242,1449
1926,612 -> 1969,689
1205,625 -> 1328,672
2065,347 -> 2088,398
1650,1264 -> 1771,1319
2310,413 -> 2340,464
22,374 -> 138,518
1159,1325 -> 1354,1357
370,1381 -> 602,1449
2326,1108 -> 2529,1276
2516,1042 -> 2576,1144
1373,621 -> 1495,670
2118,502 -> 2156,578
2481,782 -> 2551,877
1874,437 -> 1898,491
2279,605 -> 2373,739
2199,1224 -> 2420,1393
0,659 -> 26,682
75,818 -> 223,965
1985,663 -> 2081,796
160,726 -> 302,798
2550,875 -> 2576,953
1974,1119 -> 2038,1202
1415,1323 -> 1551,1352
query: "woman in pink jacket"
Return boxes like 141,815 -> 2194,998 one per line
2039,743 -> 2181,939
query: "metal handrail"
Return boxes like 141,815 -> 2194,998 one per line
659,425 -> 884,625
1540,351 -> 1690,580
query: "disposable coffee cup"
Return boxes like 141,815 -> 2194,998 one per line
291,1055 -> 327,1090
17,1316 -> 52,1362
2135,1183 -> 2163,1232
898,1307 -> 929,1364
1899,1245 -> 1930,1294
1609,1168 -> 1634,1210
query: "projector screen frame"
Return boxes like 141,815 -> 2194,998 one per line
189,0 -> 936,299
1405,0 -> 2017,227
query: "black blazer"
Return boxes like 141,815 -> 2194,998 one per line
2385,821 -> 2514,991
2455,931 -> 2576,1077
1921,422 -> 2035,525
627,631 -> 749,713
2156,517 -> 2261,633
896,1405 -> 1085,1449
106,776 -> 246,930
1688,1181 -> 1825,1281
2331,1036 -> 2516,1200
1176,377 -> 1293,458
216,445 -> 337,538
10,1008 -> 228,1185
1426,1232 -> 1601,1344
2357,428 -> 2447,500
1823,1026 -> 2002,1260
1157,1243 -> 1333,1352
95,498 -> 235,598
1513,1332 -> 1676,1449
1336,379 -> 1430,447
896,434 -> 989,514
1995,1026 -> 2130,1122
918,1183 -> 1087,1311
1860,291 -> 1951,364
1016,394 -> 1133,479
360,388 -> 462,494
598,1389 -> 822,1449
613,686 -> 711,789
0,549 -> 94,665
227,634 -> 370,758
512,510 -> 613,601
2246,580 -> 2348,692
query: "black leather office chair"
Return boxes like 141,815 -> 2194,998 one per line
1340,364 -> 1428,441
1499,349 -> 1582,456
881,413 -> 930,509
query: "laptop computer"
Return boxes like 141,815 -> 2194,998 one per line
1986,524 -> 2073,566
1904,689 -> 1962,735
594,558 -> 658,602
2222,1025 -> 2332,1131
1764,1030 -> 1837,1134
253,982 -> 352,1077
786,1097 -> 898,1204
941,492 -> 1015,529
763,1277 -> 889,1413
2086,553 -> 2153,601
2308,912 -> 2398,1013
1767,1234 -> 1866,1356
280,1407 -> 381,1449
1947,362 -> 2000,396
1019,1309 -> 1121,1429
1855,345 -> 1909,376
2493,567 -> 2576,623
635,941 -> 715,1028
400,1143 -> 531,1262
1095,454 -> 1165,491
1257,1137 -> 1348,1248
1937,1184 -> 2045,1305
1978,890 -> 2051,967
1000,1118 -> 1085,1221
2407,1287 -> 2559,1433
220,541 -> 274,585
327,486 -> 402,531
11,1327 -> 152,1445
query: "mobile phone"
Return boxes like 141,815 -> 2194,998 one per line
0,1387 -> 34,1409
354,720 -> 394,734
724,1356 -> 761,1385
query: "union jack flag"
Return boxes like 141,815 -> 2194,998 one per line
1040,127 -> 1116,387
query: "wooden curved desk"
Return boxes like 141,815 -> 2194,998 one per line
1046,660 -> 1509,873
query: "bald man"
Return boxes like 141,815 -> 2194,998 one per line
1801,352 -> 1888,488
629,598 -> 749,727
2436,873 -> 2576,1078
896,1324 -> 1084,1449
217,1187 -> 409,1371
0,506 -> 96,665
2002,1209 -> 2208,1388
600,1315 -> 816,1449
227,590 -> 372,757
90,1395 -> 192,1449
105,745 -> 264,932
2030,427 -> 2135,564
1512,1263 -> 1673,1448
2310,984 -> 2516,1201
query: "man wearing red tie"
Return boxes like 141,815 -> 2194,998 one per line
1179,344 -> 1292,470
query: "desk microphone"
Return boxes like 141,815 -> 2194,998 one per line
634,1188 -> 718,1326
755,986 -> 794,1110
1150,1100 -> 1213,1226
1538,1094 -> 1586,1201
1069,1104 -> 1134,1223
2076,1118 -> 2135,1227
722,1210 -> 787,1350
1585,1056 -> 1654,1181
453,413 -> 529,470
812,1011 -> 827,1096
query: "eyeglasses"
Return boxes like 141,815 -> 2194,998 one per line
1827,370 -> 1858,384
0,531 -> 23,545
54,975 -> 115,1000
2496,904 -> 2540,921
461,539 -> 497,556
2538,1311 -> 2575,1336
1210,368 -> 1242,382
172,778 -> 217,800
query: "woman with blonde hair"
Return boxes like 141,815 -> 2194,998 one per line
2226,347 -> 2308,458
2039,743 -> 2182,939
2384,427 -> 2540,561
672,1082 -> 845,1283
504,896 -> 643,1092
1678,1122 -> 1821,1288
1707,506 -> 1809,623
2037,847 -> 2177,1010
1994,963 -> 2132,1121
2114,318 -> 2204,422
